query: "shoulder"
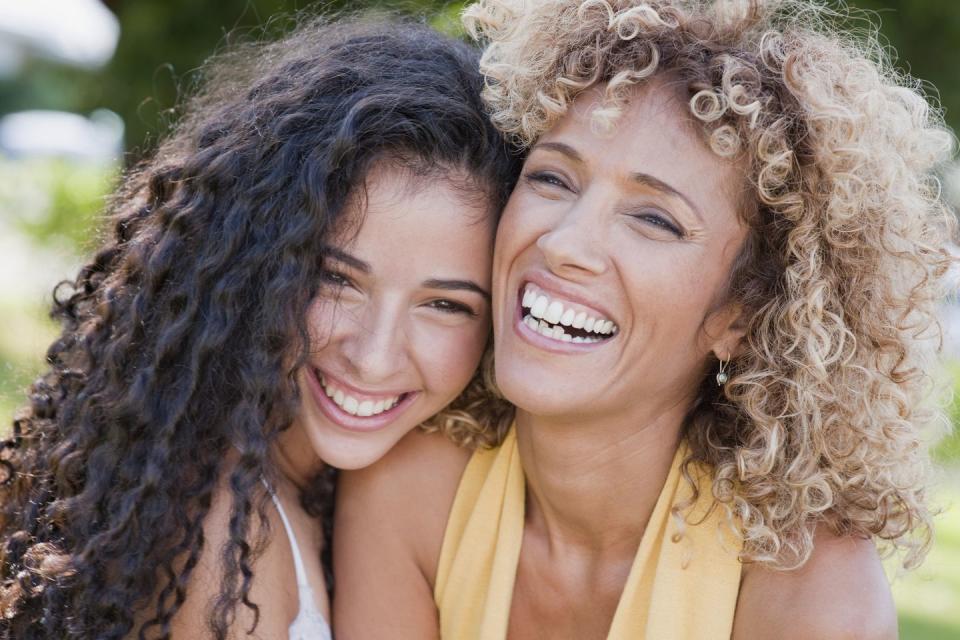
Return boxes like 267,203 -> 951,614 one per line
168,458 -> 300,639
335,428 -> 473,583
332,429 -> 473,638
732,528 -> 896,640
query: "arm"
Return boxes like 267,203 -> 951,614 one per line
732,529 -> 897,640
333,429 -> 472,640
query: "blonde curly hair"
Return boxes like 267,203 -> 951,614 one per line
459,0 -> 957,570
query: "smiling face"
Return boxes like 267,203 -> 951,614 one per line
280,162 -> 495,473
492,80 -> 749,426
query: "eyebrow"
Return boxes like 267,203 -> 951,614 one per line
324,247 -> 370,273
532,141 -> 705,223
326,247 -> 490,300
422,279 -> 491,301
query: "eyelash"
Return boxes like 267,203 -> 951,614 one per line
632,211 -> 684,238
428,299 -> 477,316
321,270 -> 353,288
525,171 -> 570,190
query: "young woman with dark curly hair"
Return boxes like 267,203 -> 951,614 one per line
0,15 -> 519,640
335,1 -> 955,639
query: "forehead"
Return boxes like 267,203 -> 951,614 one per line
336,164 -> 495,278
540,81 -> 745,218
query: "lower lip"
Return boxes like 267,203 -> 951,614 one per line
512,292 -> 612,354
305,368 -> 417,434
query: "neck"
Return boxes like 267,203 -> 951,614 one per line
516,405 -> 685,555
272,421 -> 324,491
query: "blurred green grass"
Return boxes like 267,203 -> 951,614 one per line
0,299 -> 58,423
0,158 -> 958,637
937,361 -> 960,465
893,474 -> 960,639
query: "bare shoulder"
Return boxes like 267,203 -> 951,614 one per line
332,429 -> 472,639
336,428 -> 472,582
168,462 -> 300,639
732,529 -> 897,640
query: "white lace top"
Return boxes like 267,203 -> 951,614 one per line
265,480 -> 333,640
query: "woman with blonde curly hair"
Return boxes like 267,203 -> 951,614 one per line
334,1 -> 956,638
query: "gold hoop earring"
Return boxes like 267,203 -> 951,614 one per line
715,358 -> 729,386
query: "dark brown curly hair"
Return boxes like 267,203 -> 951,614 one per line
0,14 -> 520,640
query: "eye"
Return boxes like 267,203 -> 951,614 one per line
427,299 -> 478,316
524,171 -> 570,191
631,210 -> 684,238
320,270 -> 353,288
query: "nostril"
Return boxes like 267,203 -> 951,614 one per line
536,229 -> 607,276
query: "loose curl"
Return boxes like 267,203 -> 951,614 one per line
0,15 -> 519,640
463,0 -> 956,570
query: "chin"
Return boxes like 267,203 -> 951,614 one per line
313,434 -> 399,471
495,365 -> 585,419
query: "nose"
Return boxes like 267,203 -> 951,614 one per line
536,200 -> 608,277
340,301 -> 409,384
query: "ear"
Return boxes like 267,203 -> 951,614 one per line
703,301 -> 749,361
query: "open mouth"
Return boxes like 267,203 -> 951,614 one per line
518,283 -> 619,344
316,370 -> 411,418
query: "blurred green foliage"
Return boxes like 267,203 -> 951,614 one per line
0,158 -> 115,423
0,158 -> 117,252
1,1 -> 955,155
0,298 -> 57,428
0,0 -> 468,157
848,0 -> 960,131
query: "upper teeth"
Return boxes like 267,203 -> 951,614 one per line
320,375 -> 401,417
521,284 -> 618,342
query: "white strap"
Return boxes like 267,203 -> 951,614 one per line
262,478 -> 312,592
260,478 -> 332,640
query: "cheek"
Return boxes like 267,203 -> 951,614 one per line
416,322 -> 490,396
304,297 -> 345,351
493,194 -> 545,310
620,248 -> 730,348
494,193 -> 540,263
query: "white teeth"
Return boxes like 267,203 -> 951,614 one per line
522,288 -> 536,308
545,301 -> 564,324
343,396 -> 359,414
520,284 -> 616,335
522,313 -> 605,345
320,375 -> 402,418
530,295 -> 548,319
520,284 -> 619,340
